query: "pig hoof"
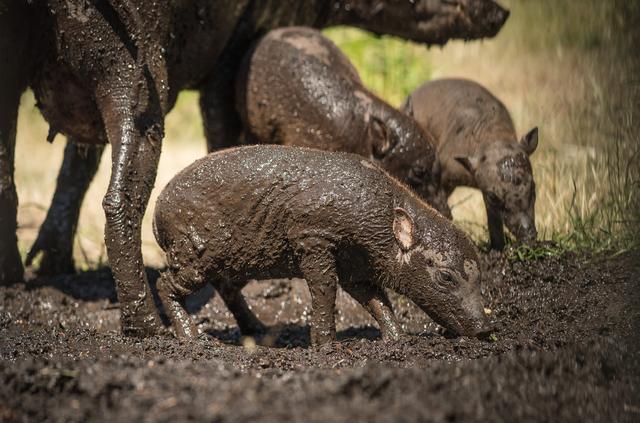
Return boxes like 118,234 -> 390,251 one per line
0,255 -> 24,286
26,233 -> 75,276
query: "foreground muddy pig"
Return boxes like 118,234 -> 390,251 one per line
403,79 -> 539,250
236,27 -> 442,208
153,145 -> 491,344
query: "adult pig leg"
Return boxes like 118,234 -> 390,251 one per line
342,283 -> 403,341
0,3 -> 30,285
296,242 -> 338,345
212,279 -> 267,336
0,85 -> 23,286
26,140 -> 104,275
200,67 -> 244,152
484,196 -> 506,250
98,87 -> 165,337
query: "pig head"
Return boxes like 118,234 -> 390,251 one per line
456,128 -> 539,247
335,0 -> 510,45
389,207 -> 492,337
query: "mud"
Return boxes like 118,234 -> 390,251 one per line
1,248 -> 638,422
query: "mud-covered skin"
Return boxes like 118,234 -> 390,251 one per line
1,1 -> 508,336
153,145 -> 491,343
25,0 -> 509,280
236,27 -> 439,208
404,78 -> 539,250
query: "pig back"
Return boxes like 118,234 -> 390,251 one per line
154,145 -> 400,272
236,27 -> 370,156
406,78 -> 515,155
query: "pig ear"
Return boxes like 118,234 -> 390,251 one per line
454,156 -> 479,175
370,117 -> 394,158
402,96 -> 414,118
393,208 -> 415,251
520,127 -> 539,155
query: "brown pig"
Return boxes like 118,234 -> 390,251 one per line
235,27 -> 442,209
403,78 -> 539,250
153,145 -> 492,344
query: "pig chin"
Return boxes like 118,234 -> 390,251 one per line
422,305 -> 492,338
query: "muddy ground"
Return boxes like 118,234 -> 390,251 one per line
1,246 -> 638,422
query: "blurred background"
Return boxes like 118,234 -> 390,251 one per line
14,0 -> 639,269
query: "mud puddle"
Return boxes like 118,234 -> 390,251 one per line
1,248 -> 638,422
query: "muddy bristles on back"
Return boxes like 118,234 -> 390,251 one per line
236,27 -> 441,209
153,145 -> 492,344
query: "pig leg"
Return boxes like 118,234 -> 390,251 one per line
0,4 -> 29,285
212,279 -> 267,336
296,245 -> 338,345
26,139 -> 104,275
484,196 -> 505,250
342,284 -> 403,341
0,82 -> 23,285
200,70 -> 244,152
97,84 -> 165,336
157,268 -> 207,339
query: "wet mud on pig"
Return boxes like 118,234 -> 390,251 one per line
235,27 -> 444,210
153,145 -> 491,344
404,78 -> 539,249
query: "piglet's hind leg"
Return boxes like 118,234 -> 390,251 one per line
157,269 -> 206,339
212,279 -> 267,336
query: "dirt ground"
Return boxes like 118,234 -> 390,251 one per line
1,246 -> 638,422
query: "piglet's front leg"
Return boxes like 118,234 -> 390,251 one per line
295,238 -> 339,346
342,283 -> 403,341
484,194 -> 506,251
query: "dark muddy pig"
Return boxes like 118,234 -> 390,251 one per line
153,145 -> 491,344
235,27 -> 443,209
403,79 -> 539,250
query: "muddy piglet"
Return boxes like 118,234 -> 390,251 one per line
236,27 -> 442,210
153,145 -> 492,344
404,78 -> 539,250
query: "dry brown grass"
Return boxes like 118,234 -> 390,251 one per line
14,0 -> 639,270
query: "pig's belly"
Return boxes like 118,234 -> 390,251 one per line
198,242 -> 302,283
33,67 -> 107,144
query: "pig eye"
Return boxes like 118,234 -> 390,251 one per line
439,270 -> 455,284
409,165 -> 429,182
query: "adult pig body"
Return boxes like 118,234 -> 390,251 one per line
404,78 -> 539,250
236,27 -> 440,207
154,145 -> 491,344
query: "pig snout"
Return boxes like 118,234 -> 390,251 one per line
466,0 -> 510,35
506,212 -> 537,243
460,296 -> 494,339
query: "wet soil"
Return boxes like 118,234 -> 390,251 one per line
1,247 -> 638,422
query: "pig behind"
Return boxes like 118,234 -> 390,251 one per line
403,78 -> 539,250
153,145 -> 491,344
235,27 -> 444,211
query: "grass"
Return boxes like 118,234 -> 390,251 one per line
13,0 -> 639,269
